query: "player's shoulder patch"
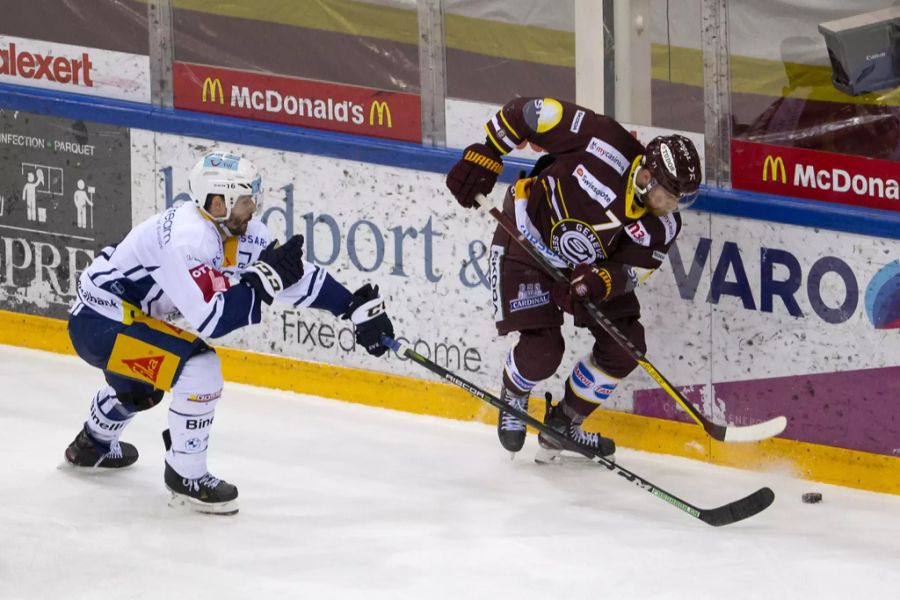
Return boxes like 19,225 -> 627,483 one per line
522,98 -> 564,133
657,212 -> 682,245
624,212 -> 682,247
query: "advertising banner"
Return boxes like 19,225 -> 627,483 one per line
132,130 -> 898,455
0,35 -> 151,103
173,63 -> 422,143
0,110 -> 132,318
633,217 -> 899,456
731,139 -> 900,212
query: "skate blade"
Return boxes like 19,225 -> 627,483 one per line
167,492 -> 239,516
534,447 -> 615,465
57,460 -> 133,474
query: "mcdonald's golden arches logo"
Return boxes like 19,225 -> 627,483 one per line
762,155 -> 786,184
369,100 -> 392,128
202,77 -> 224,104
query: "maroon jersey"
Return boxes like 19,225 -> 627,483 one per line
486,97 -> 682,300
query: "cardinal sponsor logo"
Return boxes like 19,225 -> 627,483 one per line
509,283 -> 550,312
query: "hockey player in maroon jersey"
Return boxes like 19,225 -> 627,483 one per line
446,97 -> 701,462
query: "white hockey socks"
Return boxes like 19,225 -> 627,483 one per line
566,354 -> 621,408
166,351 -> 223,480
503,346 -> 539,395
83,387 -> 136,448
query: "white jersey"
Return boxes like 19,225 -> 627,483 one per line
72,202 -> 340,339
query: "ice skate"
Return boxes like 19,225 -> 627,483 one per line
165,462 -> 239,516
497,386 -> 529,455
535,400 -> 615,465
62,426 -> 138,470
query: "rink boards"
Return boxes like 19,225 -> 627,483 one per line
0,109 -> 897,495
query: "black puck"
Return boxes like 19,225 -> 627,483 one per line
801,492 -> 823,504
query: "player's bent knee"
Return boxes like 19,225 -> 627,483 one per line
118,388 -> 165,412
591,346 -> 640,379
517,328 -> 565,381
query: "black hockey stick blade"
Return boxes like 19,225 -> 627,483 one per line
699,486 -> 775,527
381,335 -> 775,527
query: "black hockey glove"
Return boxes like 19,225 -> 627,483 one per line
446,142 -> 503,208
341,284 -> 394,357
241,235 -> 305,304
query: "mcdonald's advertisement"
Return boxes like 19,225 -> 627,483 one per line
172,62 -> 421,143
731,139 -> 899,212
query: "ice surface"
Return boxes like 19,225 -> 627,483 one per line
1,344 -> 898,599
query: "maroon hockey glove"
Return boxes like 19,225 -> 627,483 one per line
570,263 -> 613,303
446,143 -> 504,208
551,263 -> 613,316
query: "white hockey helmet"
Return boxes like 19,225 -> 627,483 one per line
188,152 -> 263,220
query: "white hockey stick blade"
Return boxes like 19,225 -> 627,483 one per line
722,416 -> 788,443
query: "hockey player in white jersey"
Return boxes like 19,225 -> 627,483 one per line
63,152 -> 394,515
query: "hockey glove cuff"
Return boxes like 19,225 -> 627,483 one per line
341,284 -> 394,357
446,143 -> 504,209
242,261 -> 283,305
241,235 -> 305,304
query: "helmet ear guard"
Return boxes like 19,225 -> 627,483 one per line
642,134 -> 702,210
188,152 -> 263,221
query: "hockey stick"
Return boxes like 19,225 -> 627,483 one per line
381,335 -> 774,527
474,193 -> 787,443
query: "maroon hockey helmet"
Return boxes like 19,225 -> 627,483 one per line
643,135 -> 702,209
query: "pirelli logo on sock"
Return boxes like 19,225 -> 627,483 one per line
106,334 -> 180,390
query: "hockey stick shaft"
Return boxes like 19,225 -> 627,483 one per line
381,335 -> 774,527
473,193 -> 784,443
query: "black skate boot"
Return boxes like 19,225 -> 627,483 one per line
535,398 -> 615,465
64,425 -> 138,469
162,429 -> 238,515
497,386 -> 529,453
